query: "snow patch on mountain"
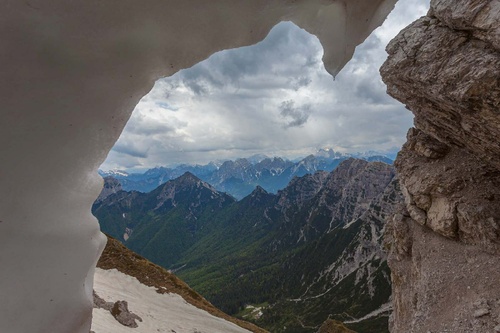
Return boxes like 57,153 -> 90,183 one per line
91,268 -> 251,333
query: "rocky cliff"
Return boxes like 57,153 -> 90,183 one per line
95,176 -> 123,203
381,0 -> 500,332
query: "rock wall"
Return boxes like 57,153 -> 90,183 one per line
381,0 -> 500,332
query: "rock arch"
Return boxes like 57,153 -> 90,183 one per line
0,1 -> 396,332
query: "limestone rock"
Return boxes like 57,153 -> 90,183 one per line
395,128 -> 500,252
93,290 -> 143,328
93,290 -> 113,311
95,176 -> 123,203
381,6 -> 500,170
384,208 -> 412,259
110,300 -> 143,328
430,0 -> 500,49
387,218 -> 500,333
473,308 -> 490,318
381,0 -> 500,332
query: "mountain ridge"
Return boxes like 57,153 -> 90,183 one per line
93,158 -> 402,332
99,150 -> 394,199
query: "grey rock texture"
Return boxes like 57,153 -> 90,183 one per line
111,300 -> 143,328
396,128 -> 500,252
381,0 -> 500,332
95,176 -> 123,203
93,290 -> 113,311
93,290 -> 143,328
385,211 -> 500,333
381,0 -> 500,170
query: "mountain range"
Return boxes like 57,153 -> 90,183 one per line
93,158 -> 401,332
99,149 -> 394,199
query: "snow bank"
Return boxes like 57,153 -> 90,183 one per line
92,268 -> 250,333
0,1 -> 397,332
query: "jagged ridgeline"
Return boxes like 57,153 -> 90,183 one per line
93,158 -> 402,332
99,150 -> 393,199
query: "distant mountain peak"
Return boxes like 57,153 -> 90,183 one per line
241,185 -> 276,207
252,185 -> 267,194
95,176 -> 123,203
147,172 -> 235,214
98,151 -> 394,200
178,171 -> 198,180
163,171 -> 219,194
246,154 -> 269,164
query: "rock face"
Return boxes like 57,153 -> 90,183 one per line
381,0 -> 500,332
93,291 -> 143,328
95,177 -> 123,203
110,300 -> 143,328
382,0 -> 500,170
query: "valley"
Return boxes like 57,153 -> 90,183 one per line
93,158 -> 401,332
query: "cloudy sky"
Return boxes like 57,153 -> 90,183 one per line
102,0 -> 430,172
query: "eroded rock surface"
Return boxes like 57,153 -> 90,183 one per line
111,300 -> 143,328
381,0 -> 500,168
385,209 -> 500,333
396,128 -> 500,252
93,291 -> 143,328
95,177 -> 123,203
381,0 -> 500,332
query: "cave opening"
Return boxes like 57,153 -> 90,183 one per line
93,1 -> 429,331
1,0 -> 441,332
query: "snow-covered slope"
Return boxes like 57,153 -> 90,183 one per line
92,268 -> 251,333
94,236 -> 266,333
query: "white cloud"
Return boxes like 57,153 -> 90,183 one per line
101,0 -> 430,171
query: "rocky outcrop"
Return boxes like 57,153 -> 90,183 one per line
381,0 -> 500,170
110,300 -> 143,328
395,129 -> 500,252
95,176 -> 123,203
381,0 -> 500,332
93,291 -> 143,328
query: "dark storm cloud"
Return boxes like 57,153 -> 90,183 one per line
355,79 -> 389,105
113,142 -> 149,158
125,117 -> 177,136
279,100 -> 311,128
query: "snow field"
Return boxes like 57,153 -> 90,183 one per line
92,268 -> 251,333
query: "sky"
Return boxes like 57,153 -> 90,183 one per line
101,0 -> 430,172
